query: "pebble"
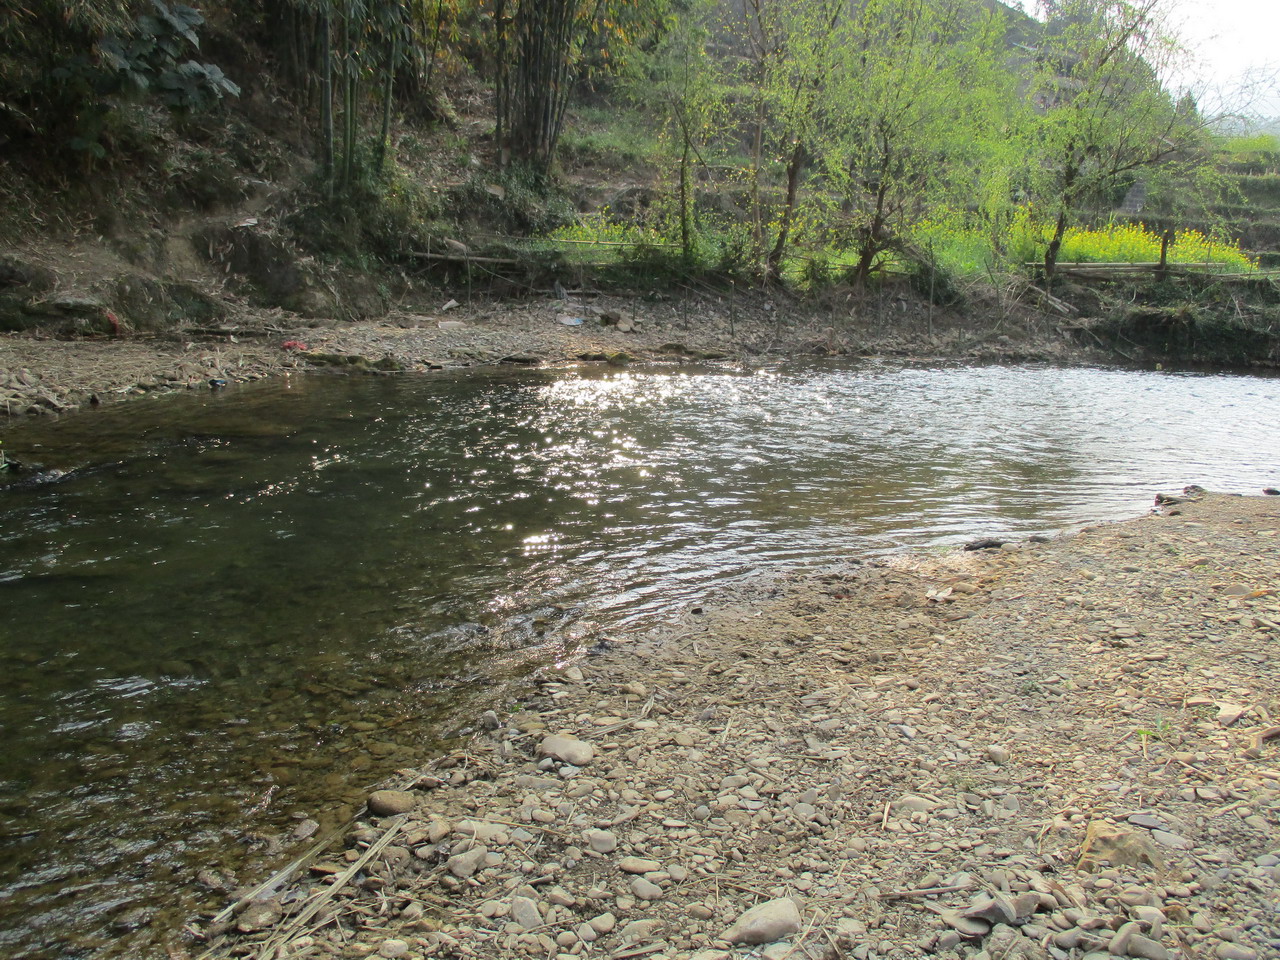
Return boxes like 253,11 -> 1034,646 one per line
584,828 -> 617,853
589,913 -> 616,935
1215,945 -> 1259,960
723,898 -> 802,945
619,856 -> 661,873
235,901 -> 280,934
538,734 -> 594,766
510,895 -> 541,930
378,939 -> 410,958
367,789 -> 417,816
446,845 -> 489,878
965,892 -> 1017,925
630,877 -> 663,900
1151,829 -> 1192,849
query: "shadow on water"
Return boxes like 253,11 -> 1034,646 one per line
1,359 -> 1278,957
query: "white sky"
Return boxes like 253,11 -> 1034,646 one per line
1167,0 -> 1280,117
1008,0 -> 1280,120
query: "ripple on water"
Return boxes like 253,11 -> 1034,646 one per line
0,359 -> 1278,957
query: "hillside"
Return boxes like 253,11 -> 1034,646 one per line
1,0 -> 1278,374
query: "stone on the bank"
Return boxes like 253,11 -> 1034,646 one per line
584,828 -> 617,853
1214,945 -> 1258,960
619,856 -> 661,873
1012,892 -> 1042,921
1150,829 -> 1191,850
1079,822 -> 1164,871
938,909 -> 990,938
722,898 -> 802,945
538,734 -> 594,766
1216,702 -> 1248,725
378,938 -> 411,958
446,844 -> 489,878
964,892 -> 1016,925
547,886 -> 575,907
589,912 -> 617,935
1125,933 -> 1170,960
455,819 -> 509,843
836,919 -> 867,937
893,794 -> 937,813
1126,814 -> 1167,831
368,789 -> 417,816
631,877 -> 663,900
235,900 -> 281,934
510,895 -> 542,930
1132,906 -> 1164,939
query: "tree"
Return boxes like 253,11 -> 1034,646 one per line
814,0 -> 1009,284
633,0 -> 724,258
1,1 -> 238,163
493,0 -> 667,175
1022,0 -> 1214,280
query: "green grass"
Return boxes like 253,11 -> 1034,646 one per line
559,106 -> 664,169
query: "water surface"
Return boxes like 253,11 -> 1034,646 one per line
1,360 -> 1278,957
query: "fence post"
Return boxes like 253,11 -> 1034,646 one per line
1157,228 -> 1173,280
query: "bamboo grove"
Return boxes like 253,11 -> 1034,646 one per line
0,0 -> 1232,282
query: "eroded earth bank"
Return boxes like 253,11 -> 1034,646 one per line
196,491 -> 1280,960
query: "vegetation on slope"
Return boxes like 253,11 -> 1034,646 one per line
0,0 -> 1277,362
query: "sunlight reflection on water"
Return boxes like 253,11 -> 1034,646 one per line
0,359 -> 1278,957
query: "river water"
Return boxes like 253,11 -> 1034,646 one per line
1,360 -> 1278,957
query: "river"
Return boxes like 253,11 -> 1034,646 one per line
1,360 -> 1277,958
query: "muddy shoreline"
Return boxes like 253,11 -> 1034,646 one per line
187,491 -> 1280,960
1,292 -> 1100,425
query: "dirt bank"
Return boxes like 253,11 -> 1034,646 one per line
1,290 -> 1094,423
193,490 -> 1280,960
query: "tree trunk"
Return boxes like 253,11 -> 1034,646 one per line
345,72 -> 358,186
425,0 -> 445,91
378,30 -> 398,174
853,242 -> 877,287
853,181 -> 889,287
679,138 -> 691,258
750,98 -> 764,269
320,11 -> 334,191
767,140 -> 805,277
494,0 -> 508,166
1043,210 -> 1067,285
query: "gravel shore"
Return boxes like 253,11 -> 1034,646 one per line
1,292 -> 1088,422
195,490 -> 1280,960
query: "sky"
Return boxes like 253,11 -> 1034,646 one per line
1168,0 -> 1280,117
1008,0 -> 1280,121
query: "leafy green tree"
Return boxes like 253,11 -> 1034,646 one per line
1,1 -> 237,162
813,0 -> 1009,284
1021,0 -> 1215,279
632,0 -> 724,257
715,0 -> 842,275
494,0 -> 669,175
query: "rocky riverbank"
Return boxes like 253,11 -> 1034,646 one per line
2,290 -> 1092,422
192,490 -> 1280,960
